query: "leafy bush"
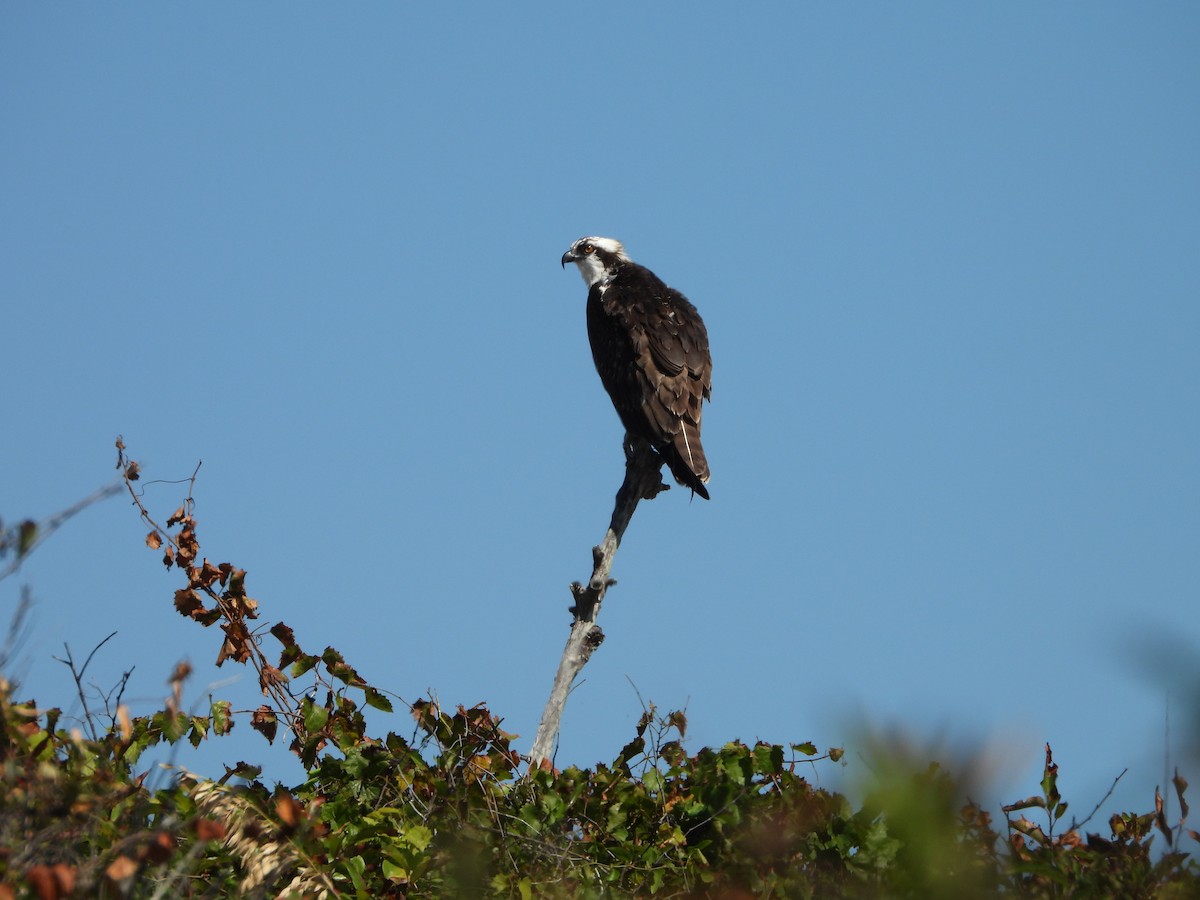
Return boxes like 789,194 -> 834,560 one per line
0,446 -> 1196,897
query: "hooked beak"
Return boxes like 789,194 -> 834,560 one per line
561,249 -> 578,269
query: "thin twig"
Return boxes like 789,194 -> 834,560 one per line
0,586 -> 35,677
0,481 -> 123,581
100,667 -> 136,723
52,631 -> 119,741
1070,768 -> 1128,832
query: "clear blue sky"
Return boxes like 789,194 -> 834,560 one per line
3,4 -> 1198,822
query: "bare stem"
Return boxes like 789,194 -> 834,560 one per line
0,481 -> 123,582
528,438 -> 668,770
52,631 -> 119,741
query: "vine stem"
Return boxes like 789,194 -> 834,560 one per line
115,439 -> 300,737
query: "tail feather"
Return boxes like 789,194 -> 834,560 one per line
659,424 -> 710,499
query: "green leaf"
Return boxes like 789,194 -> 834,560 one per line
753,742 -> 784,776
363,686 -> 393,712
382,860 -> 409,884
162,711 -> 186,743
17,520 -> 37,557
302,696 -> 329,734
321,646 -> 345,666
210,700 -> 233,736
279,644 -> 302,667
328,661 -> 359,684
518,803 -> 543,833
539,790 -> 565,823
343,854 -> 367,896
290,653 -> 318,678
403,824 -> 433,852
718,748 -> 750,786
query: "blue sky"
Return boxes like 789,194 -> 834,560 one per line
3,4 -> 1198,822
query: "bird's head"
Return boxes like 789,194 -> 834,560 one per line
561,236 -> 628,288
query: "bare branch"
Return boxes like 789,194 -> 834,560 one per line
52,631 -> 119,741
1069,767 -> 1128,832
0,480 -> 123,581
529,438 -> 668,769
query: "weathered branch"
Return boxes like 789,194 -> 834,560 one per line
528,437 -> 669,770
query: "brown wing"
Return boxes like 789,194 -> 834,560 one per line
590,264 -> 712,497
637,290 -> 712,494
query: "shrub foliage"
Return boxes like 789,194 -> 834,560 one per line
0,445 -> 1196,898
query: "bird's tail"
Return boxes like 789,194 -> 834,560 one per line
660,422 -> 710,500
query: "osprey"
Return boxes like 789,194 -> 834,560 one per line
561,236 -> 713,499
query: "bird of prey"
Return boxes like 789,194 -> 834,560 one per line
561,236 -> 712,499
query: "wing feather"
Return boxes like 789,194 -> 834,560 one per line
586,261 -> 713,497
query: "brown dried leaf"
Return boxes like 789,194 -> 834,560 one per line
51,865 -> 76,895
174,590 -> 205,619
169,661 -> 193,686
195,817 -> 226,842
1175,769 -> 1189,821
258,664 -> 288,694
145,531 -> 162,550
105,855 -> 138,885
191,559 -> 222,589
251,705 -> 278,743
635,709 -> 653,736
175,530 -> 198,567
223,566 -> 247,595
141,831 -> 174,864
270,622 -> 296,648
26,864 -> 76,900
1057,829 -> 1082,849
276,793 -> 302,829
167,505 -> 187,527
667,709 -> 688,738
216,621 -> 252,666
411,699 -> 431,725
1002,795 -> 1046,813
1010,816 -> 1048,845
1156,785 -> 1173,846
